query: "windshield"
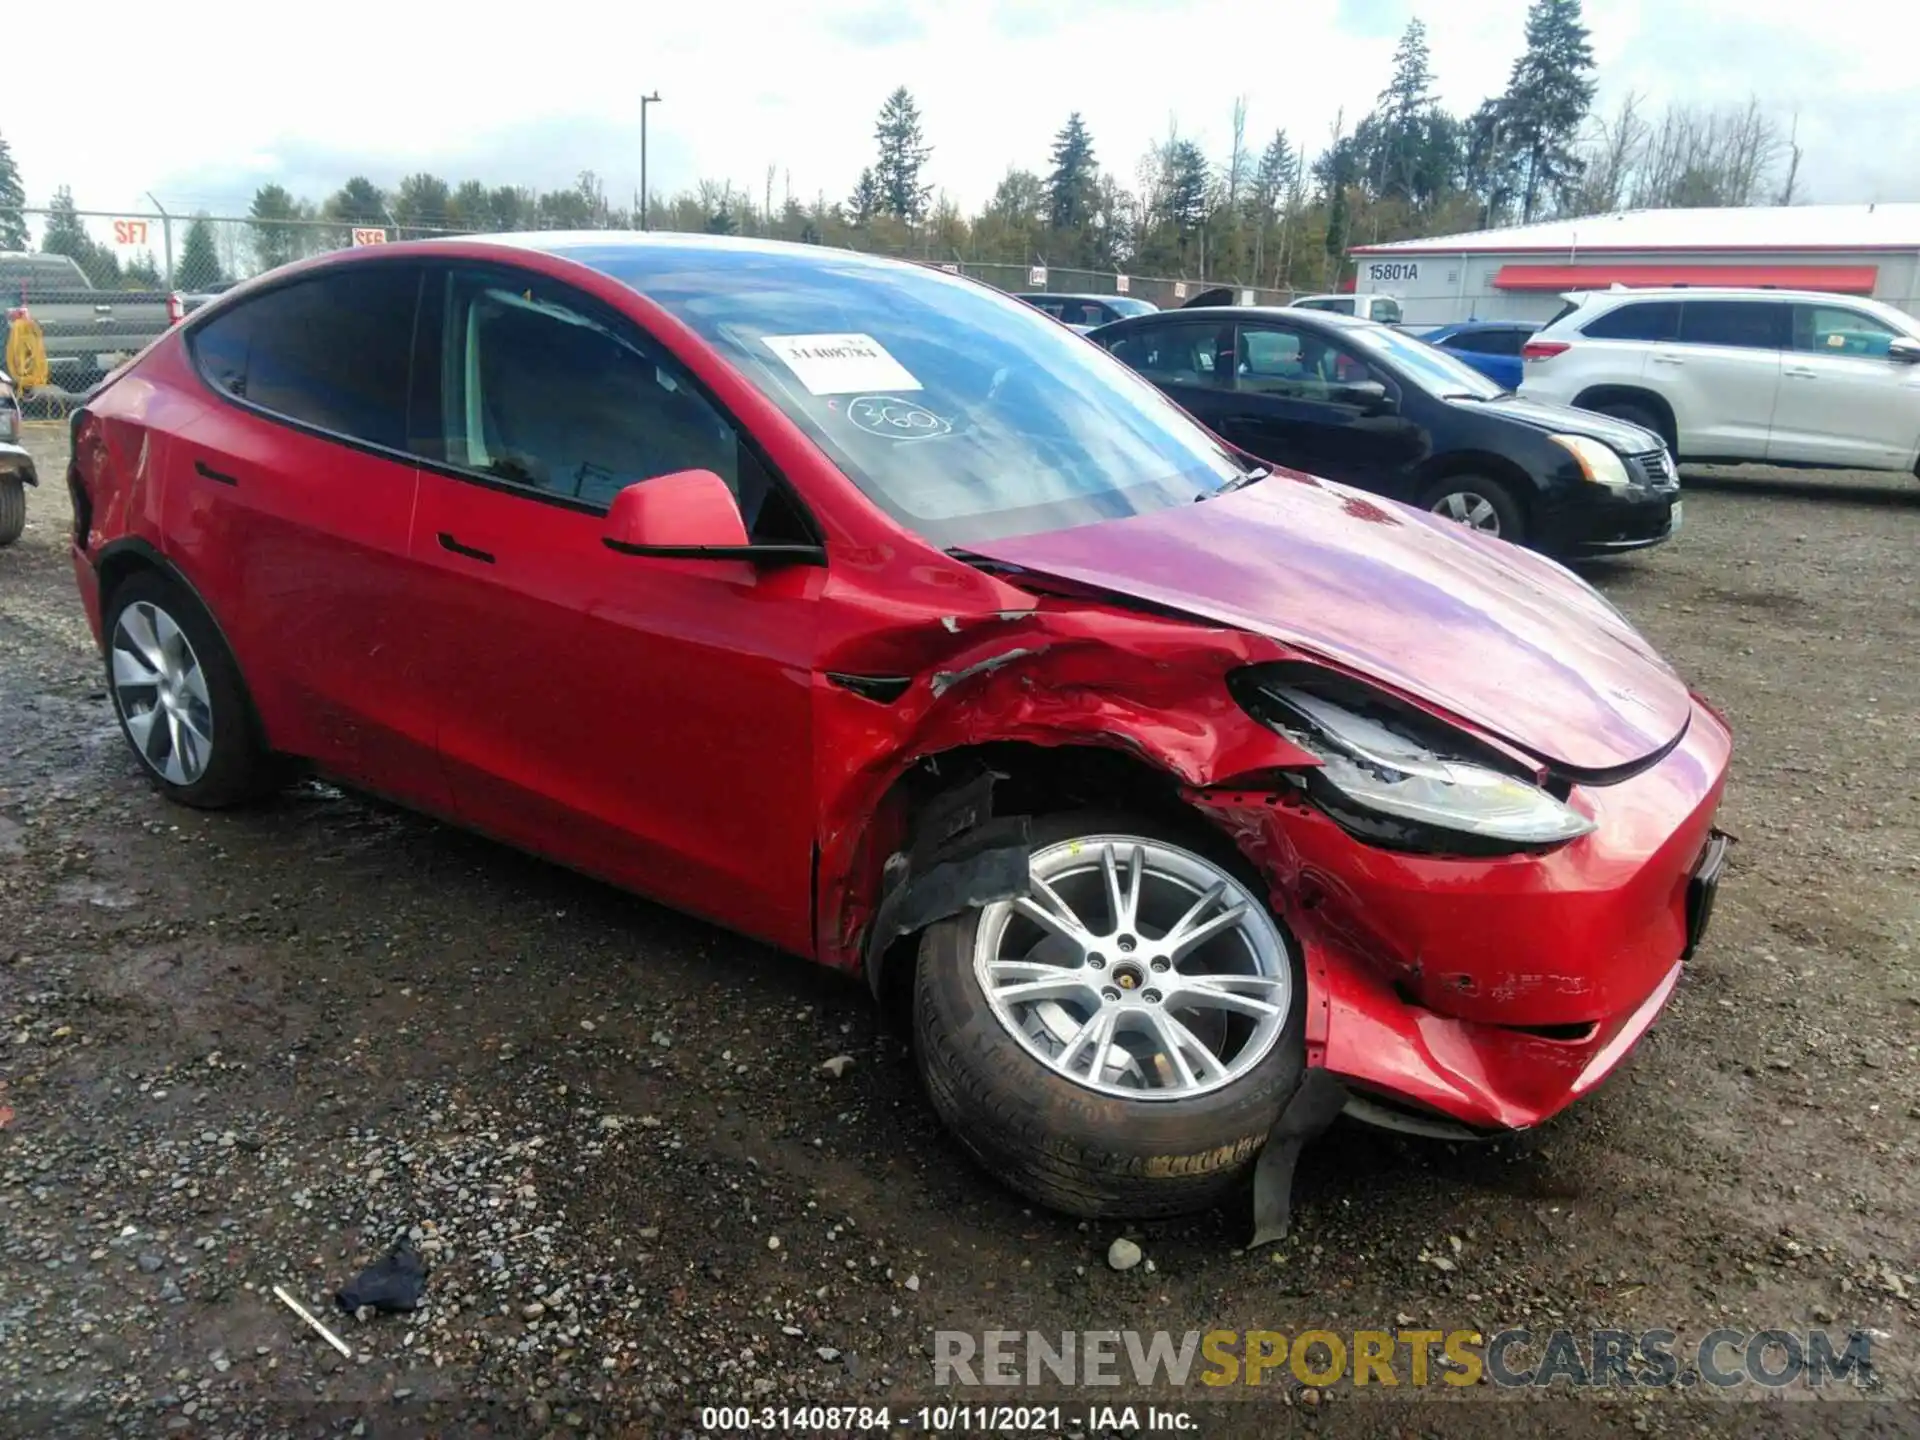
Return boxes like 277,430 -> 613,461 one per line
573,242 -> 1247,546
1344,323 -> 1507,398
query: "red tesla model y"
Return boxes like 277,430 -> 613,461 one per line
66,234 -> 1730,1216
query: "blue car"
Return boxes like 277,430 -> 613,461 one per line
1414,321 -> 1539,391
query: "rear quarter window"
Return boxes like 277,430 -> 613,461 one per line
188,264 -> 421,451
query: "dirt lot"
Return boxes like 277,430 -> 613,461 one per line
2,423 -> 1916,1438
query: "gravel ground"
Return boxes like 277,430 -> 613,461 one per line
2,425 -> 1916,1438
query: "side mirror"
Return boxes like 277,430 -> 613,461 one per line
1345,379 -> 1393,413
1887,337 -> 1920,365
601,469 -> 825,565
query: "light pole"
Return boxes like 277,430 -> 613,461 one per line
640,92 -> 663,230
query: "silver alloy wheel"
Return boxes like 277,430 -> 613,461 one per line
972,835 -> 1293,1101
1432,490 -> 1502,534
110,600 -> 215,786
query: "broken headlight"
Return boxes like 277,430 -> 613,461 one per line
1233,671 -> 1596,854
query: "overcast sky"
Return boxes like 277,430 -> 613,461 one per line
5,0 -> 1913,228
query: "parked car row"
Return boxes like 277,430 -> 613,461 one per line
61,233 -> 1730,1223
1085,304 -> 1678,554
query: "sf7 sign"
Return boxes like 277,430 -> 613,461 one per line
351,228 -> 389,247
112,219 -> 151,247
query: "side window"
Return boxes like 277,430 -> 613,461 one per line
432,268 -> 807,540
1581,301 -> 1681,342
1436,331 -> 1483,353
1371,297 -> 1403,325
1792,304 -> 1901,357
187,265 -> 420,450
1111,323 -> 1229,386
1473,329 -> 1530,357
1679,301 -> 1784,350
1236,326 -> 1376,402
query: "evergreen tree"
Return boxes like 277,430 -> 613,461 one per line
124,252 -> 163,287
391,173 -> 454,233
1373,19 -> 1437,202
176,215 -> 222,290
248,184 -> 301,271
1046,113 -> 1099,236
873,88 -> 932,223
1250,130 -> 1294,226
40,187 -> 92,265
451,181 -> 491,231
1497,0 -> 1597,221
848,167 -> 882,227
324,176 -> 386,226
1159,140 -> 1211,237
0,131 -> 27,251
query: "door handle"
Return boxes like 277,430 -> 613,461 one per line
437,532 -> 496,564
1784,367 -> 1817,379
193,459 -> 239,487
1651,354 -> 1684,366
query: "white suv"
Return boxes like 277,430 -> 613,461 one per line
1294,293 -> 1403,324
1518,288 -> 1920,474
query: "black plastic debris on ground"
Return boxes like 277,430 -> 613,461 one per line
335,1245 -> 427,1314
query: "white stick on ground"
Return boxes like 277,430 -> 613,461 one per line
272,1284 -> 353,1358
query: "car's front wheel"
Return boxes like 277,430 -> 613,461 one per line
1418,474 -> 1525,542
104,571 -> 279,808
914,811 -> 1305,1218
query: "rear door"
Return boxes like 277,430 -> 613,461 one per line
1769,302 -> 1920,469
170,262 -> 450,811
1656,300 -> 1785,459
1100,319 -> 1238,435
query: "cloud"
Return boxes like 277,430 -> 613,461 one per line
3,0 -> 1910,232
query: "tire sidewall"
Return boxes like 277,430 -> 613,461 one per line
913,810 -> 1307,1211
0,476 -> 24,547
103,572 -> 265,808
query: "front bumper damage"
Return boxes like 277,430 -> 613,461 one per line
1192,698 -> 1732,1134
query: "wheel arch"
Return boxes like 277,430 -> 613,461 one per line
1413,450 -> 1540,517
1569,385 -> 1678,451
856,739 -> 1227,1014
93,537 -> 277,753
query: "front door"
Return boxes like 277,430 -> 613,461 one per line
406,263 -> 823,953
1221,322 -> 1425,494
1769,302 -> 1920,470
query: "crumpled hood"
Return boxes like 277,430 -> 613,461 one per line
970,474 -> 1692,774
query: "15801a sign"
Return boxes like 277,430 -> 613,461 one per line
1367,261 -> 1419,283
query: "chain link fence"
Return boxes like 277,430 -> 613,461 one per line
3,202 -> 1296,404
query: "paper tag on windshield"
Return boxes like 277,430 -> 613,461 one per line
761,334 -> 921,395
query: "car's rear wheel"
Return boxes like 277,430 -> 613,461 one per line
914,811 -> 1306,1218
0,477 -> 25,547
1419,474 -> 1525,542
1592,400 -> 1672,452
104,571 -> 278,808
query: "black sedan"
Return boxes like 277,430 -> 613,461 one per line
1087,307 -> 1680,556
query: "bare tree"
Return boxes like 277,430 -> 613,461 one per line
1567,91 -> 1647,215
1224,96 -> 1251,209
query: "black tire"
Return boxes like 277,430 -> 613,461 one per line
1416,473 -> 1526,543
0,478 -> 23,547
913,810 -> 1307,1219
103,570 -> 279,809
1592,400 -> 1673,452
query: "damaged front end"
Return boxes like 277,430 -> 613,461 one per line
815,555 -> 1731,1147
